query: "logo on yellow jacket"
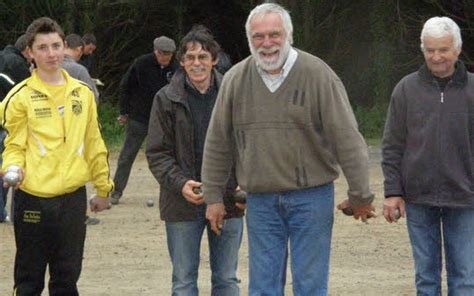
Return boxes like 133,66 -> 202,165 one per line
72,99 -> 82,115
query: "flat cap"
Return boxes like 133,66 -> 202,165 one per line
153,36 -> 176,52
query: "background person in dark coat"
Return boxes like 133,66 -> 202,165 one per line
0,34 -> 31,223
110,36 -> 178,205
0,34 -> 31,98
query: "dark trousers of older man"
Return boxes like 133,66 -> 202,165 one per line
0,129 -> 9,222
112,119 -> 148,200
13,187 -> 87,296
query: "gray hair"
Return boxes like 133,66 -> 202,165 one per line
245,3 -> 293,45
420,16 -> 462,51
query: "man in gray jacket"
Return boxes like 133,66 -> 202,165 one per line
62,34 -> 99,103
382,16 -> 474,295
202,3 -> 374,295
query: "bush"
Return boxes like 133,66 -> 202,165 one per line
353,102 -> 388,140
98,102 -> 124,150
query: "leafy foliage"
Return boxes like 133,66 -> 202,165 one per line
1,0 -> 474,139
97,101 -> 124,149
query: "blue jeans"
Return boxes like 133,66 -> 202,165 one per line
246,183 -> 334,296
406,203 -> 474,295
166,205 -> 243,296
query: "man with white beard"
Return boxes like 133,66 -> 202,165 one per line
202,3 -> 374,295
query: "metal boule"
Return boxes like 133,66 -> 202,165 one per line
4,171 -> 19,186
232,190 -> 247,204
192,187 -> 202,195
342,207 -> 354,216
6,165 -> 21,173
394,208 -> 401,220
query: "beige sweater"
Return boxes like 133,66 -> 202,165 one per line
202,49 -> 373,205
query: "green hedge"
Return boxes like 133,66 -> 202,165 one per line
353,103 -> 388,140
98,102 -> 125,150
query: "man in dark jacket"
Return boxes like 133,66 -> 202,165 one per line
0,34 -> 31,99
382,16 -> 474,295
111,36 -> 178,204
0,34 -> 31,223
146,26 -> 244,295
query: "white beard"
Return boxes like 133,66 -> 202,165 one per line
250,39 -> 291,73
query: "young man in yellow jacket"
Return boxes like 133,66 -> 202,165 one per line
1,17 -> 113,295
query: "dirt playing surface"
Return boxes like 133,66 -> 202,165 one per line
0,148 -> 447,295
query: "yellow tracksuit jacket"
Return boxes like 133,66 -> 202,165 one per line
1,69 -> 113,198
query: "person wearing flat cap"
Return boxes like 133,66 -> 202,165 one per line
111,35 -> 178,205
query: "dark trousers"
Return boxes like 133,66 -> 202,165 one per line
0,129 -> 9,222
113,119 -> 148,195
13,187 -> 87,296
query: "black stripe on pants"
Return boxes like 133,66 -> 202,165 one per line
13,187 -> 87,296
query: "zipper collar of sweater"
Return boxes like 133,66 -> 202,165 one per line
418,60 -> 467,87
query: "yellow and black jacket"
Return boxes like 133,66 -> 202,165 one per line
1,69 -> 113,198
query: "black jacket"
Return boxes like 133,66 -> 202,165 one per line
146,68 -> 244,221
119,53 -> 177,124
382,62 -> 474,208
0,45 -> 30,99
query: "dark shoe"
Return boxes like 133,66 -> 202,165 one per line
85,216 -> 100,225
110,192 -> 121,205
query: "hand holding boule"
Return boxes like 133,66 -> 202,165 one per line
337,199 -> 376,222
383,196 -> 405,223
3,165 -> 23,189
182,180 -> 204,205
89,194 -> 110,212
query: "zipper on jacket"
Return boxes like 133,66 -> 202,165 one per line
179,101 -> 198,180
62,116 -> 66,142
440,92 -> 444,103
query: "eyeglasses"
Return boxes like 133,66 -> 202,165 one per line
183,53 -> 212,63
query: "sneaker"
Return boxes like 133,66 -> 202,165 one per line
110,192 -> 121,205
0,210 -> 8,223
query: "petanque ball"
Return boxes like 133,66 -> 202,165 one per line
146,199 -> 154,207
232,190 -> 247,204
342,207 -> 354,216
192,187 -> 203,195
4,171 -> 19,186
394,208 -> 401,220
